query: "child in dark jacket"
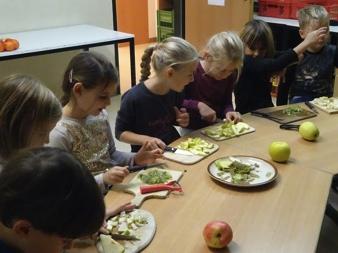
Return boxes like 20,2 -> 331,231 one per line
289,5 -> 338,103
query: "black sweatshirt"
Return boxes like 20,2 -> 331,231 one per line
235,49 -> 298,114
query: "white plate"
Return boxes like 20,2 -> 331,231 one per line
208,156 -> 278,187
97,209 -> 156,253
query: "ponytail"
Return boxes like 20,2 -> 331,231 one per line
140,45 -> 155,82
139,37 -> 199,82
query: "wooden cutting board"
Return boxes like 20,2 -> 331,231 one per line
163,143 -> 219,165
253,106 -> 316,124
97,209 -> 156,253
112,168 -> 183,208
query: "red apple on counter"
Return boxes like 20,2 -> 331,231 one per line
203,220 -> 233,248
2,38 -> 19,51
0,40 -> 4,52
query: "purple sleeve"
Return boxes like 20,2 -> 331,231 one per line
182,99 -> 199,111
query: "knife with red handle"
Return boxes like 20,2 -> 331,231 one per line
140,180 -> 183,194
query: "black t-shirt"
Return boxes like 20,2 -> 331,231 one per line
235,49 -> 298,114
0,240 -> 18,253
115,82 -> 182,152
289,45 -> 338,98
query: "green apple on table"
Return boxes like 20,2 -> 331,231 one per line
299,121 -> 319,141
268,141 -> 291,163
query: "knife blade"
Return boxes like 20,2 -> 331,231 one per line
128,162 -> 166,172
109,233 -> 140,241
304,101 -> 318,114
164,146 -> 195,156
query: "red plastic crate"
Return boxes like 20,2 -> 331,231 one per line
290,0 -> 330,19
326,4 -> 338,21
259,0 -> 294,19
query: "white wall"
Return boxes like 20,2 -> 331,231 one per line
0,0 -> 114,96
148,0 -> 158,38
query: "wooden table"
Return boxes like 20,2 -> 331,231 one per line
0,24 -> 136,85
73,105 -> 337,253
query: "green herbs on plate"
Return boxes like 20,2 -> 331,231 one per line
138,168 -> 172,184
215,157 -> 259,184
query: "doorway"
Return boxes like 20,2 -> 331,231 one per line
115,0 -> 157,45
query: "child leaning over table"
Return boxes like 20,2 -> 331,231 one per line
48,52 -> 162,193
288,5 -> 338,104
183,32 -> 243,129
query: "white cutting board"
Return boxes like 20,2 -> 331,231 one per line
163,144 -> 219,165
200,122 -> 255,141
310,100 -> 338,114
112,169 -> 183,208
97,209 -> 156,253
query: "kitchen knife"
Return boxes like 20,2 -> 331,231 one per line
128,162 -> 166,173
164,146 -> 195,156
304,101 -> 318,114
279,123 -> 300,131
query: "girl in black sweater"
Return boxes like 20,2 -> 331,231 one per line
234,20 -> 327,114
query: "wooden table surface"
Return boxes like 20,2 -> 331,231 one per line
72,105 -> 337,253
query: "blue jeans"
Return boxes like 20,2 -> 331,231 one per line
289,96 -> 314,104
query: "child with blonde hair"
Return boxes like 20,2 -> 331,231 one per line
235,19 -> 327,113
288,5 -> 338,103
115,37 -> 199,151
183,32 -> 243,128
0,74 -> 62,170
49,52 -> 162,192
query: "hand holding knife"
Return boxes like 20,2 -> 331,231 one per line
164,146 -> 195,156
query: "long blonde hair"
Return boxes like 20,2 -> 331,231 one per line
140,37 -> 199,82
204,31 -> 244,78
298,5 -> 329,29
0,74 -> 62,159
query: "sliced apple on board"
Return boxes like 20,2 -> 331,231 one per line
99,234 -> 125,253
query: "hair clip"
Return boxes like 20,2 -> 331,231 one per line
69,69 -> 73,83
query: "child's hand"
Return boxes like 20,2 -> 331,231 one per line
174,106 -> 189,127
225,111 -> 241,123
100,203 -> 135,234
143,136 -> 166,150
103,166 -> 129,185
304,27 -> 328,47
134,141 -> 163,165
198,102 -> 217,122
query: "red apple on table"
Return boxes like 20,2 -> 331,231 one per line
203,220 -> 233,249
